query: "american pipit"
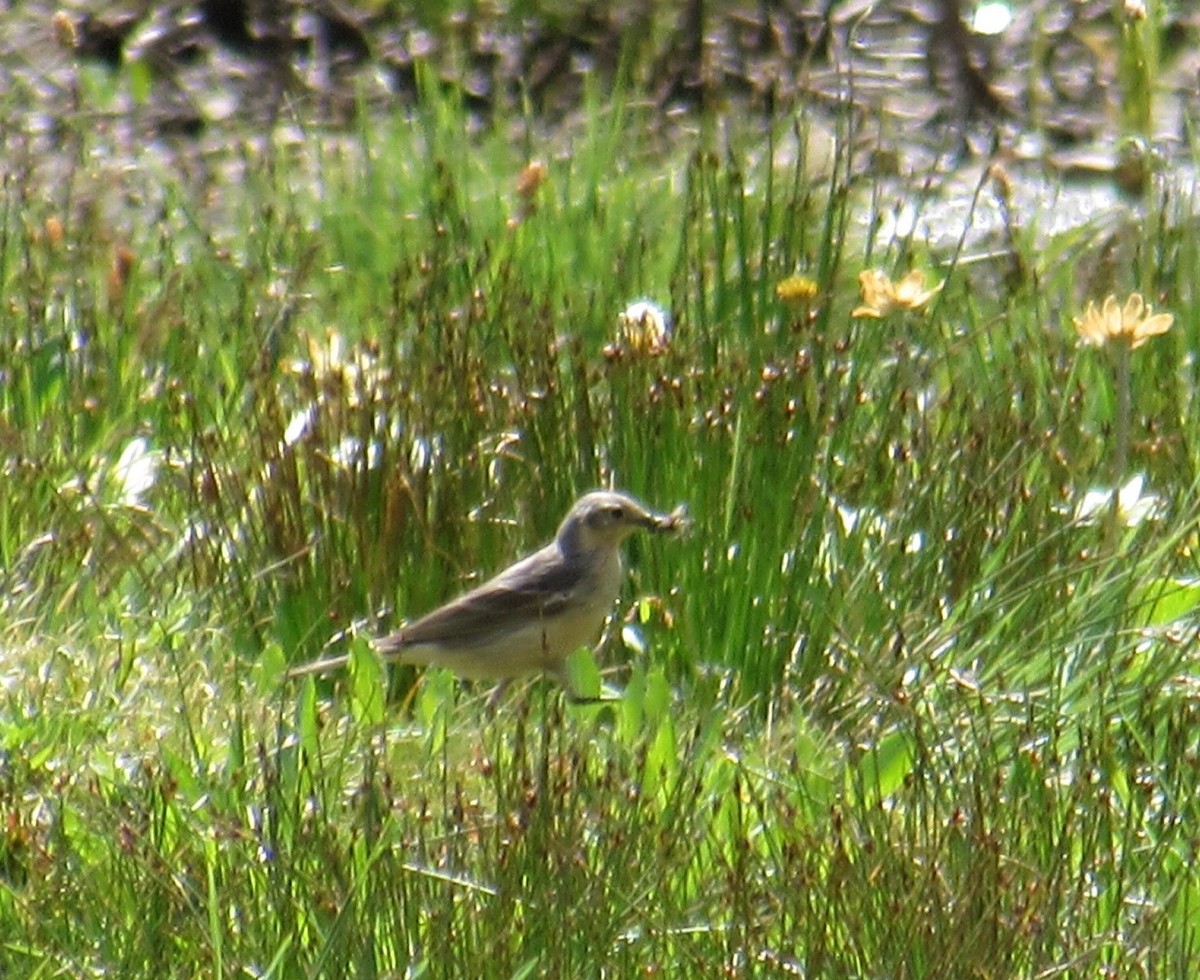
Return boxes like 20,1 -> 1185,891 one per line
288,490 -> 686,693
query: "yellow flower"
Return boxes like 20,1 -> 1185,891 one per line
775,275 -> 819,306
852,269 -> 941,317
1073,293 -> 1173,350
286,328 -> 387,408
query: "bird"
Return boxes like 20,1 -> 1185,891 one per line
287,490 -> 687,694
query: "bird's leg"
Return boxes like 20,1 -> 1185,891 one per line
567,691 -> 621,705
566,685 -> 595,704
559,667 -> 622,704
485,678 -> 511,711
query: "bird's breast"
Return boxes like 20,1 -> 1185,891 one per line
585,548 -> 624,608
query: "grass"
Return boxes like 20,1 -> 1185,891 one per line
3,45 -> 1200,978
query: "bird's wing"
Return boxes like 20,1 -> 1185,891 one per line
376,545 -> 585,653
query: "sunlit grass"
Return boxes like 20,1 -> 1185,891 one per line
2,57 -> 1200,976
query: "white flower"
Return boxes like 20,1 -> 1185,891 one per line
972,1 -> 1013,34
1123,0 -> 1147,21
112,437 -> 159,507
331,435 -> 383,470
618,299 -> 671,353
835,501 -> 886,537
1074,474 -> 1162,526
284,406 -> 315,447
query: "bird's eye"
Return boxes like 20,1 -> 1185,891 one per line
609,506 -> 625,520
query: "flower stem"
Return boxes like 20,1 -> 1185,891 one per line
1109,340 -> 1132,542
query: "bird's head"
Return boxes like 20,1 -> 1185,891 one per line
559,490 -> 688,552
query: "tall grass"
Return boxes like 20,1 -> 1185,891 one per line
2,52 -> 1200,976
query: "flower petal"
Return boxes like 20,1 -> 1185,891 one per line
1128,312 -> 1173,348
1101,295 -> 1122,338
1073,301 -> 1106,345
1122,293 -> 1146,325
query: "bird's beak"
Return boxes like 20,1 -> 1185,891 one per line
649,504 -> 690,535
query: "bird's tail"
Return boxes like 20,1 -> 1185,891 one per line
286,653 -> 352,678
